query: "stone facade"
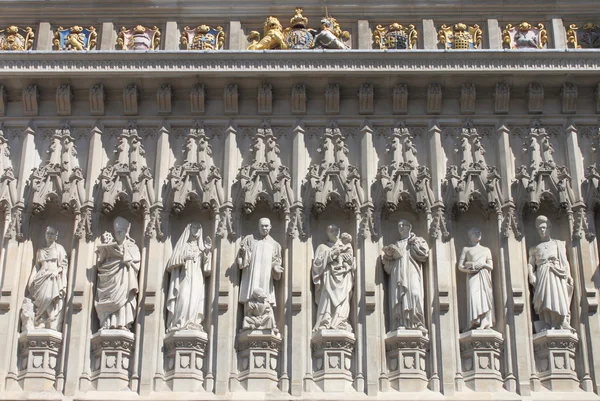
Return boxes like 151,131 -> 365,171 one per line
0,1 -> 600,400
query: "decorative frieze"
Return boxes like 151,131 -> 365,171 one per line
157,84 -> 172,115
123,84 -> 139,115
438,23 -> 482,49
460,83 -> 476,114
291,84 -> 306,114
358,83 -> 373,114
89,84 -> 105,116
181,25 -> 225,50
56,84 -> 72,116
23,84 -> 38,116
392,84 -> 408,114
373,23 -> 417,49
560,83 -> 577,114
503,22 -> 547,49
325,84 -> 340,114
224,84 -> 238,115
527,83 -> 544,114
493,83 -> 510,114
257,83 -> 272,115
0,26 -> 34,50
190,84 -> 205,114
118,25 -> 160,50
54,26 -> 97,50
426,84 -> 442,114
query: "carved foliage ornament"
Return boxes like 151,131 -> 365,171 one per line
0,26 -> 34,50
567,23 -> 600,49
181,25 -> 225,50
438,23 -> 482,50
118,25 -> 161,51
236,122 -> 292,214
167,122 -> 223,214
503,22 -> 547,49
374,23 -> 418,50
54,26 -> 97,51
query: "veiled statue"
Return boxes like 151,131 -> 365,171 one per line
237,218 -> 283,318
95,217 -> 140,331
312,225 -> 355,332
23,226 -> 68,331
381,220 -> 429,332
166,222 -> 212,332
527,215 -> 573,332
457,228 -> 494,330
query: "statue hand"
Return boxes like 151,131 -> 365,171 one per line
273,264 -> 284,274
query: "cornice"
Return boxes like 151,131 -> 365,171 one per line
0,50 -> 599,78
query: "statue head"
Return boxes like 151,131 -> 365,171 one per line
467,227 -> 482,246
326,224 -> 341,242
251,287 -> 268,302
397,219 -> 412,240
535,215 -> 551,241
263,16 -> 283,34
189,222 -> 202,239
113,216 -> 131,244
258,217 -> 271,238
340,232 -> 352,245
45,226 -> 58,246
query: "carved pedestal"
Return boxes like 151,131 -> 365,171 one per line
311,329 -> 355,392
385,329 -> 429,392
237,329 -> 281,392
533,329 -> 579,391
459,329 -> 504,391
164,330 -> 208,391
17,329 -> 62,391
90,329 -> 134,391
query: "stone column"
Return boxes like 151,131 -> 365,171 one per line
459,329 -> 504,391
90,329 -> 134,391
164,330 -> 208,391
532,330 -> 578,391
486,19 -> 502,49
422,19 -> 437,49
17,329 -> 62,391
311,329 -> 355,392
385,329 -> 429,391
551,19 -> 567,49
99,22 -> 115,50
163,21 -> 179,50
35,22 -> 53,50
496,123 -> 536,395
228,21 -> 245,50
357,20 -> 371,49
237,329 -> 281,391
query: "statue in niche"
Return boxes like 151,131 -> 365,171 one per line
165,222 -> 212,332
457,228 -> 494,330
23,226 -> 68,331
527,215 -> 574,332
242,288 -> 278,333
312,226 -> 355,332
237,217 -> 283,326
95,217 -> 140,331
381,220 -> 429,333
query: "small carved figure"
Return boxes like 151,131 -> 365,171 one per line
312,226 -> 355,332
25,226 -> 68,331
457,228 -> 494,330
166,222 -> 212,332
381,220 -> 429,332
527,216 -> 574,332
20,298 -> 36,331
242,288 -> 278,332
95,217 -> 140,331
237,218 -> 283,319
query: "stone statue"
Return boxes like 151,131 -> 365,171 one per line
24,226 -> 68,331
165,222 -> 212,332
457,228 -> 494,330
313,17 -> 349,49
381,220 -> 429,332
242,288 -> 278,333
312,226 -> 355,332
237,217 -> 283,316
20,297 -> 36,331
95,217 -> 140,331
527,215 -> 573,332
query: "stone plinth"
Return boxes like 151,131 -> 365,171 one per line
236,329 -> 281,392
17,329 -> 62,391
164,329 -> 208,391
90,329 -> 134,391
533,329 -> 579,391
385,329 -> 429,392
311,329 -> 355,392
459,329 -> 504,391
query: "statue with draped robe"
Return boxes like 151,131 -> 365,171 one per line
24,226 -> 68,331
381,220 -> 429,332
457,227 -> 494,330
165,222 -> 212,332
95,217 -> 140,331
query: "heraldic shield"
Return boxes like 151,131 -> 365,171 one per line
181,25 -> 225,50
54,26 -> 97,50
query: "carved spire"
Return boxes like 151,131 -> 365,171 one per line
235,121 -> 293,215
99,122 -> 155,214
166,121 -> 224,214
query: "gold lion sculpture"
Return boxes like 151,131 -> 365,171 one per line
247,16 -> 288,50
